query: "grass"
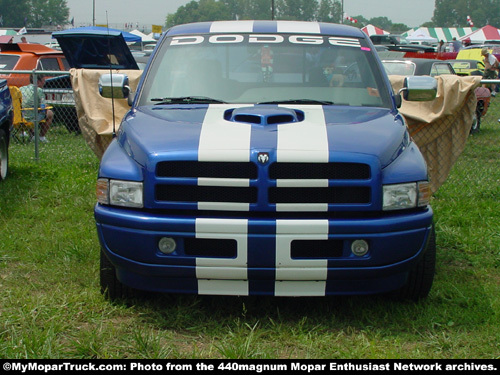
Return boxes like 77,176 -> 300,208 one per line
1,107 -> 499,359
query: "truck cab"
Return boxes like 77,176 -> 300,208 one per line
96,21 -> 437,300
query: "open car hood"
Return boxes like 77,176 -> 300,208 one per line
52,27 -> 139,69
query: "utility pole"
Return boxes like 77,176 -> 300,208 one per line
272,0 -> 275,20
93,0 -> 96,26
341,0 -> 344,24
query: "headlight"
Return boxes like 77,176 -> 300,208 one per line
96,178 -> 143,208
383,181 -> 430,211
383,183 -> 417,211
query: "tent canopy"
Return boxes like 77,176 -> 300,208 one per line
0,29 -> 18,36
362,24 -> 389,36
52,26 -> 141,43
130,29 -> 156,43
0,35 -> 13,43
403,27 -> 476,42
459,25 -> 500,43
406,29 -> 437,43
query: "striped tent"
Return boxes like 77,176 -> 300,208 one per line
458,25 -> 500,43
403,27 -> 476,42
361,24 -> 389,36
0,29 -> 18,36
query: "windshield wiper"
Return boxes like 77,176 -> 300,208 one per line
151,96 -> 227,104
258,99 -> 335,105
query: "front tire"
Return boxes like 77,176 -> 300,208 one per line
100,248 -> 136,300
391,226 -> 436,301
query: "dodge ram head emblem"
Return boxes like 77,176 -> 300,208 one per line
257,152 -> 269,164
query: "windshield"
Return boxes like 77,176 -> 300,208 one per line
0,54 -> 20,70
139,33 -> 391,108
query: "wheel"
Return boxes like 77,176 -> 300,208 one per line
391,226 -> 436,301
100,248 -> 136,300
0,129 -> 9,181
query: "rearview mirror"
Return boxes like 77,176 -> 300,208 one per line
399,76 -> 437,102
99,73 -> 130,100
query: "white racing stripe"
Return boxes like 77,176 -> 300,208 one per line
276,105 -> 329,212
198,105 -> 252,162
198,105 -> 252,212
275,220 -> 329,296
277,21 -> 321,34
195,218 -> 249,295
276,105 -> 329,162
210,20 -> 255,33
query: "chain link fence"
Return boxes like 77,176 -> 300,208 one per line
1,70 -> 78,159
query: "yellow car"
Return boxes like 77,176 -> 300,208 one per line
448,59 -> 485,76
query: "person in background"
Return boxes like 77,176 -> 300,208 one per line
20,36 -> 28,43
19,75 -> 53,142
481,47 -> 499,96
452,37 -> 462,52
437,40 -> 446,53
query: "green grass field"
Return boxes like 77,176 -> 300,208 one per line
0,107 -> 499,359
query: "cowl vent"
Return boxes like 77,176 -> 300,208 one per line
225,107 -> 304,125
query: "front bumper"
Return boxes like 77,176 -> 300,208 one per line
96,204 -> 434,296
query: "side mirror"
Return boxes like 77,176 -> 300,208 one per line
99,73 -> 130,100
399,76 -> 437,102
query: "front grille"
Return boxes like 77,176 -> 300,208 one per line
157,161 -> 257,179
156,185 -> 258,203
269,186 -> 370,204
269,162 -> 370,180
153,161 -> 372,209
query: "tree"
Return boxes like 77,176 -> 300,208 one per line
275,0 -> 318,21
316,0 -> 342,23
166,0 -> 232,28
220,0 -> 272,20
163,0 -> 410,30
432,0 -> 500,27
26,0 -> 70,28
390,23 -> 410,34
0,0 -> 30,27
368,16 -> 393,31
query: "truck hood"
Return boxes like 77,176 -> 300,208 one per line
118,104 -> 407,168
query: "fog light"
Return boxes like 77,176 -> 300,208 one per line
351,239 -> 369,256
158,237 -> 177,254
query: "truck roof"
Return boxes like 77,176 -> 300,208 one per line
165,20 -> 366,38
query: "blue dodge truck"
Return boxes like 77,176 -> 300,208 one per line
96,21 -> 438,300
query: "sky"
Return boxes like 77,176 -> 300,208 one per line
65,0 -> 436,30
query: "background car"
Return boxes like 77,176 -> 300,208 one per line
370,34 -> 436,53
458,44 -> 500,61
381,58 -> 456,76
0,43 -> 68,87
447,59 -> 485,76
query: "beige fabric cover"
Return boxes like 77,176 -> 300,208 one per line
71,69 -> 481,193
389,75 -> 481,192
70,68 -> 143,159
